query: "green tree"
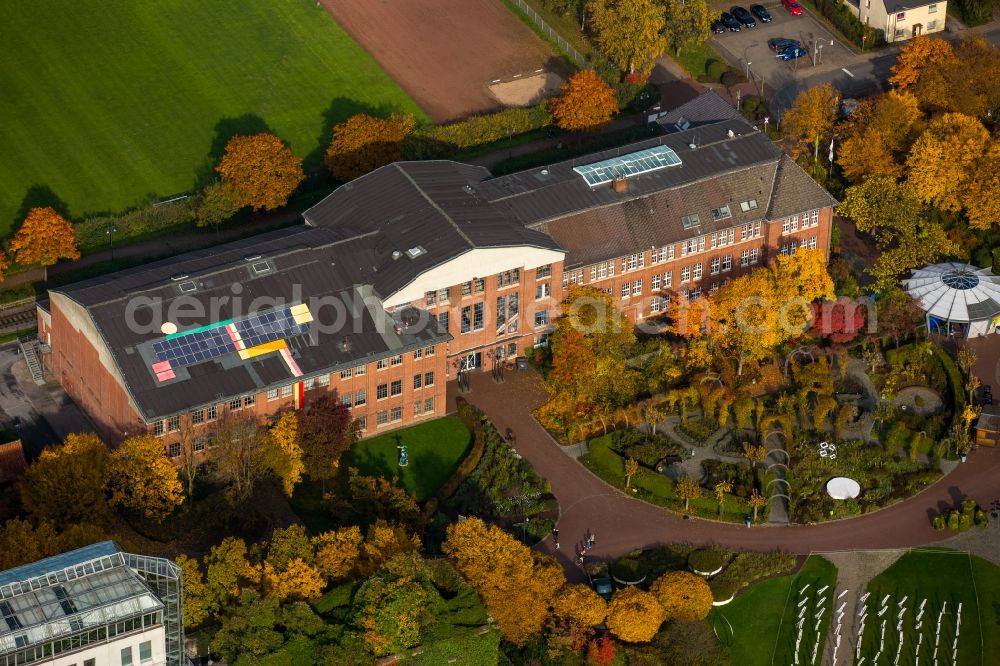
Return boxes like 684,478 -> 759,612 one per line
350,556 -> 432,656
837,177 -> 954,290
195,181 -> 240,231
300,395 -> 359,491
20,433 -> 110,527
205,537 -> 257,615
586,0 -> 667,76
662,0 -> 712,56
266,524 -> 315,570
106,434 -> 184,522
676,476 -> 700,511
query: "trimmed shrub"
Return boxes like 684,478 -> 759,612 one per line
608,429 -> 685,468
708,578 -> 737,602
688,548 -> 730,575
76,197 -> 198,251
719,70 -> 742,88
932,514 -> 946,530
705,59 -> 729,83
406,106 -> 552,158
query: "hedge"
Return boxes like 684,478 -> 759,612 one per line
931,346 -> 966,431
405,106 -> 553,158
434,397 -> 490,504
709,551 -> 798,598
76,196 -> 198,252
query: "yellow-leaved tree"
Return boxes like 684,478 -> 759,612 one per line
551,583 -> 608,627
358,520 -> 422,577
175,554 -> 210,629
586,0 -> 667,76
769,248 -> 836,334
313,526 -> 363,583
443,517 -> 565,645
606,586 -> 665,642
204,537 -> 258,615
664,0 -> 712,56
264,411 -> 304,496
106,434 -> 184,522
782,83 -> 840,161
325,113 -> 416,181
20,432 -> 110,527
888,35 -> 955,91
709,271 -> 780,376
549,70 -> 619,132
10,207 -> 80,279
905,113 -> 990,215
836,90 -> 923,183
963,141 -> 1000,231
649,570 -> 714,621
675,476 -> 701,511
259,558 -> 324,603
216,133 -> 304,211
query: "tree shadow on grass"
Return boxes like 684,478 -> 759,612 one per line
11,184 -> 71,237
192,114 -> 275,190
303,97 -> 396,173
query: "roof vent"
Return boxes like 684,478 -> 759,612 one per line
339,337 -> 352,353
727,129 -> 735,138
243,254 -> 262,262
405,246 -> 426,259
391,250 -> 403,260
161,322 -> 178,335
169,273 -> 189,282
464,184 -> 475,194
540,169 -> 549,176
250,261 -> 272,276
178,280 -> 197,293
688,142 -> 697,149
612,177 -> 629,193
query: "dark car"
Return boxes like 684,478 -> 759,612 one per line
731,6 -> 756,27
768,37 -> 801,51
750,4 -> 773,21
711,19 -> 727,33
592,577 -> 614,601
720,12 -> 742,31
777,45 -> 808,60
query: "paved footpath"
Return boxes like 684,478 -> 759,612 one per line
449,368 -> 1000,582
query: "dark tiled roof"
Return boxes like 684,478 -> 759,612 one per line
766,154 -> 840,220
657,89 -> 747,132
53,228 -> 450,422
304,161 -> 560,298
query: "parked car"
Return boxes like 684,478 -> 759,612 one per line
592,577 -> 614,601
768,37 -> 802,51
731,6 -> 757,27
750,4 -> 773,21
711,19 -> 727,33
777,45 -> 808,60
782,0 -> 805,14
720,12 -> 742,31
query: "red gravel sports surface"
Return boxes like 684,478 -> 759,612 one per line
320,0 -> 557,122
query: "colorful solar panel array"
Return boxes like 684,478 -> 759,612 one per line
150,304 -> 313,382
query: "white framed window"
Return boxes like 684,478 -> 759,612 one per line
377,358 -> 388,370
414,401 -> 423,416
425,291 -> 436,306
303,378 -> 316,390
339,368 -> 352,380
376,410 -> 388,426
536,264 -> 552,279
355,389 -> 367,406
693,263 -> 702,280
740,250 -> 750,267
690,287 -> 702,300
722,254 -> 732,271
790,215 -> 799,232
632,279 -> 642,295
621,283 -> 631,298
391,354 -> 402,366
651,274 -> 661,290
782,219 -> 791,234
534,311 -> 550,327
357,415 -> 367,431
535,283 -> 551,299
424,397 -> 435,413
809,236 -> 818,249
317,374 -> 330,386
810,209 -> 819,226
267,388 -> 279,400
927,19 -> 937,28
664,270 -> 672,287
710,257 -> 720,274
153,421 -> 164,437
681,266 -> 691,283
280,384 -> 293,397
341,392 -> 353,407
750,248 -> 759,264
650,296 -> 664,313
740,199 -> 758,212
355,365 -> 366,375
712,205 -> 732,221
191,409 -> 205,425
243,395 -> 254,408
207,405 -> 218,421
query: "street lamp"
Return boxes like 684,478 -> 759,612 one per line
746,61 -> 752,81
106,224 -> 118,261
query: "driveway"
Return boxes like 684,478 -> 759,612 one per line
0,344 -> 93,457
450,367 -> 1000,581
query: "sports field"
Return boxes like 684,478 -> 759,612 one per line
0,0 -> 425,235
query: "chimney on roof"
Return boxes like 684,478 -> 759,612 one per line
611,177 -> 628,193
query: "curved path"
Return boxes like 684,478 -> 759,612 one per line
451,369 -> 1000,580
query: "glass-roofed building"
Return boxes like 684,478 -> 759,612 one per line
0,541 -> 182,666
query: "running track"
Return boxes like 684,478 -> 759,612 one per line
450,369 -> 1000,579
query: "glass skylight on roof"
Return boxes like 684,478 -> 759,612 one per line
573,146 -> 682,187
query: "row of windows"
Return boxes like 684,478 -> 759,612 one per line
425,268 -> 523,307
780,237 -> 819,255
376,373 -> 435,400
372,398 -> 436,427
2,613 -> 162,666
781,210 -> 821,234
562,268 -> 585,287
374,346 -> 436,369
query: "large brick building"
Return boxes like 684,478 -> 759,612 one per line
37,91 -> 836,449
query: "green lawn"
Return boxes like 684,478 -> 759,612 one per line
673,42 -> 725,80
0,0 -> 425,235
859,549 -> 993,664
710,555 -> 837,666
343,417 -> 472,502
581,435 -> 746,522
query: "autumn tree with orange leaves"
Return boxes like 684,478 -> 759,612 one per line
11,207 -> 80,279
836,90 -> 923,184
782,83 -> 840,162
889,35 -> 955,90
325,113 -> 416,181
216,133 -> 304,211
550,70 -> 619,132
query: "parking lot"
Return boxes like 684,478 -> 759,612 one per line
709,2 -> 857,99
